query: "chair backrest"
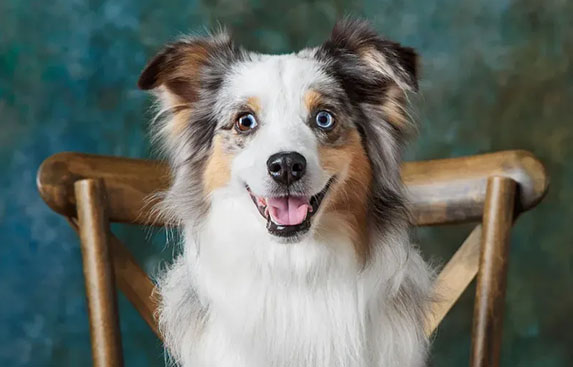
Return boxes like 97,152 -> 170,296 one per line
37,150 -> 548,367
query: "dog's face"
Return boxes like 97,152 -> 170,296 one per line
217,56 -> 346,239
139,20 -> 418,253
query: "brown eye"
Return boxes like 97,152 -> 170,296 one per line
235,113 -> 258,132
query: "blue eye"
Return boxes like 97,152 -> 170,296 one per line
236,113 -> 258,132
315,111 -> 335,130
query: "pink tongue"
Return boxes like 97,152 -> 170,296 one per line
267,196 -> 311,226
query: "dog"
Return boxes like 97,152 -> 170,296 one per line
138,18 -> 433,367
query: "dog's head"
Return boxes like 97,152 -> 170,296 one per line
139,19 -> 417,257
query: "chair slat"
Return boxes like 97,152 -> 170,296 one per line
426,225 -> 482,335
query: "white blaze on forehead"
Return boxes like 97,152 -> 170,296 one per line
238,54 -> 325,142
225,54 -> 325,153
223,53 -> 329,126
220,53 -> 333,197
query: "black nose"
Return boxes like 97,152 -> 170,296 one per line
267,152 -> 307,185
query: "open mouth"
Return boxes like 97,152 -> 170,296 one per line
247,178 -> 334,238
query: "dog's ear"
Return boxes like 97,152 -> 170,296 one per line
321,18 -> 418,92
317,19 -> 419,137
138,32 -> 237,103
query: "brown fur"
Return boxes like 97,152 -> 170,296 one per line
167,104 -> 192,140
304,90 -> 323,112
203,136 -> 233,195
163,42 -> 211,103
318,129 -> 372,263
246,96 -> 262,115
139,40 -> 214,103
381,85 -> 410,132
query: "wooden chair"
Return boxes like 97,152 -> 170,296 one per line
36,150 -> 549,367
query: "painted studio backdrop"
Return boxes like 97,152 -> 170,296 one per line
1,0 -> 571,366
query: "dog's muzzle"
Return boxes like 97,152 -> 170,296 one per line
247,177 -> 334,240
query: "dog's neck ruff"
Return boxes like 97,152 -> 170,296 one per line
162,189 -> 428,367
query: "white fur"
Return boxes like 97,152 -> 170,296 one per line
161,192 -> 431,367
224,55 -> 333,200
155,52 -> 433,367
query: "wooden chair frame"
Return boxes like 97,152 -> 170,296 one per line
37,150 -> 548,367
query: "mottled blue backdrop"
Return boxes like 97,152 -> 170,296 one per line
1,0 -> 571,366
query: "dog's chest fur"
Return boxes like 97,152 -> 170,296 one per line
199,264 -> 369,367
159,193 -> 429,367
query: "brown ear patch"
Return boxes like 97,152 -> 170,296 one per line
138,40 -> 213,103
381,85 -> 412,134
203,136 -> 233,195
138,32 -> 237,104
318,129 -> 373,263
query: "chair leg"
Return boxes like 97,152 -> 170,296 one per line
75,179 -> 124,367
470,176 -> 516,367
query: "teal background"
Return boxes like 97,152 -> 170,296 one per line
1,0 -> 571,366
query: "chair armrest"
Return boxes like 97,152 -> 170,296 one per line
37,150 -> 548,226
